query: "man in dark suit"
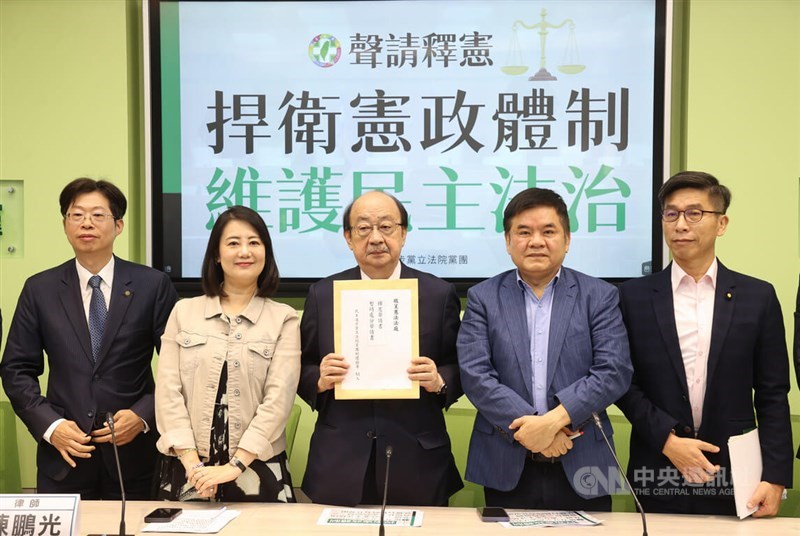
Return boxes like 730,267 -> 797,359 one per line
617,171 -> 793,516
457,187 -> 632,510
1,178 -> 177,499
297,191 -> 463,507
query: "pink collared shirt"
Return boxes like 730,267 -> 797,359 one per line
671,259 -> 718,432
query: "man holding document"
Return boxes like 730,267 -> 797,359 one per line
616,171 -> 794,516
457,188 -> 632,511
298,191 -> 463,507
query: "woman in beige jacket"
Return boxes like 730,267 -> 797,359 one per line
155,206 -> 300,502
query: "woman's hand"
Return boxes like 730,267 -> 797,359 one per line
188,464 -> 240,496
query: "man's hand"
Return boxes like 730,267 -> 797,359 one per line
509,416 -> 560,453
407,356 -> 442,393
317,353 -> 350,392
509,405 -> 571,453
50,420 -> 94,468
748,481 -> 784,518
661,433 -> 720,484
90,410 -> 145,446
539,428 -> 576,458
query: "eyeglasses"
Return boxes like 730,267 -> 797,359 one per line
65,211 -> 116,224
661,208 -> 722,223
351,222 -> 403,238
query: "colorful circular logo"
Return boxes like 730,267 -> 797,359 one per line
308,34 -> 342,68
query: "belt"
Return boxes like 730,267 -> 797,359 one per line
527,451 -> 561,464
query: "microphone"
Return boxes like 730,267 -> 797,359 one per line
592,412 -> 647,536
87,412 -> 132,536
378,445 -> 393,536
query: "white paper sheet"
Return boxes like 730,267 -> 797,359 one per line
339,288 -> 413,390
728,428 -> 761,519
499,510 -> 603,528
141,507 -> 240,533
316,507 -> 424,527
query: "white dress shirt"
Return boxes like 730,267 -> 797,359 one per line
360,261 -> 402,281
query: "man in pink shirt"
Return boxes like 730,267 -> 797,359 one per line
617,171 -> 793,516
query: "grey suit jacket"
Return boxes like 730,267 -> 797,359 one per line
1,257 -> 177,483
458,267 -> 632,498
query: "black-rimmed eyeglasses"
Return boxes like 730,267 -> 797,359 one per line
661,208 -> 722,223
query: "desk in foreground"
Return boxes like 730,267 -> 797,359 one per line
78,501 -> 799,535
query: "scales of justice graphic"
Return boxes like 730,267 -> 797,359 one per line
502,7 -> 585,81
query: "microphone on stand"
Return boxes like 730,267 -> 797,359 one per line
87,412 -> 132,536
378,445 -> 393,536
592,412 -> 647,536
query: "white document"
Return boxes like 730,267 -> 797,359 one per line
334,279 -> 420,399
141,507 -> 240,533
499,510 -> 603,528
728,428 -> 761,519
316,508 -> 424,527
340,289 -> 413,389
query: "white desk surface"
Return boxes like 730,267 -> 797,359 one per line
76,500 -> 800,535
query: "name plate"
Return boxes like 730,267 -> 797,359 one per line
0,494 -> 80,536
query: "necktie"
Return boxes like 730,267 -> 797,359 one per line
88,275 -> 107,361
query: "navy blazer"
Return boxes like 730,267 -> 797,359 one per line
458,267 -> 632,498
297,264 -> 463,506
1,257 -> 177,483
617,262 -> 793,507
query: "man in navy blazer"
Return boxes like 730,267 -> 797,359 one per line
298,191 -> 463,507
1,178 -> 177,498
617,171 -> 793,516
458,187 -> 632,510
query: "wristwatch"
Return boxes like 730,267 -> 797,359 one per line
229,456 -> 247,473
435,378 -> 448,396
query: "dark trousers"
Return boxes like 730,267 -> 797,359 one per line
485,458 -> 612,511
37,445 -> 153,500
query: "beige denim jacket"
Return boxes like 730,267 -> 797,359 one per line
155,294 -> 300,461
